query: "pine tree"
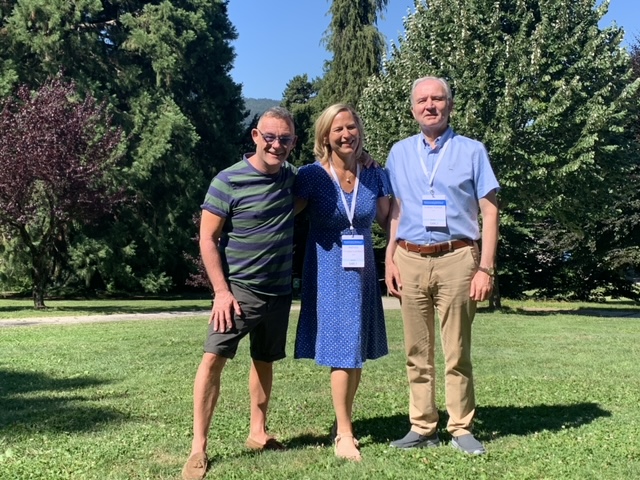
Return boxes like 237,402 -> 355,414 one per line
319,0 -> 389,108
281,74 -> 320,166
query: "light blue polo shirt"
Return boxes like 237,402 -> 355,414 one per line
386,127 -> 499,244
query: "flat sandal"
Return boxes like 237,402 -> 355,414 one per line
334,434 -> 361,461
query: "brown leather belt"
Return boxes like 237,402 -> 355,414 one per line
397,238 -> 474,255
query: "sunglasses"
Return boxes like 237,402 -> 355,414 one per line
256,128 -> 295,147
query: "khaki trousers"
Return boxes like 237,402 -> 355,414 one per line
394,244 -> 479,436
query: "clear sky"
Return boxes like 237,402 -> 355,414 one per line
227,0 -> 639,100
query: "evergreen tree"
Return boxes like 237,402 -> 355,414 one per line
319,0 -> 389,108
280,74 -> 320,166
360,0 -> 640,299
631,37 -> 640,79
0,0 -> 245,293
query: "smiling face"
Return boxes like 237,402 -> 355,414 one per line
326,110 -> 361,161
250,115 -> 296,174
411,78 -> 452,140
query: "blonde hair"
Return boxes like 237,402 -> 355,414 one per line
313,104 -> 364,165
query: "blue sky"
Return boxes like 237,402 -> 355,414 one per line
227,0 -> 639,100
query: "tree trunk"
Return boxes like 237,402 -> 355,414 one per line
31,257 -> 48,309
32,288 -> 46,309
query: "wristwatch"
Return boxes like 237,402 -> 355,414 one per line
477,266 -> 496,277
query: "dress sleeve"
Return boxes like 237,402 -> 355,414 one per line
293,164 -> 314,199
376,167 -> 393,198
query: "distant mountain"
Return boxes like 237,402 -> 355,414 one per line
243,98 -> 280,124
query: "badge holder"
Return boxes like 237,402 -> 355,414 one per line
342,231 -> 365,268
329,161 -> 365,269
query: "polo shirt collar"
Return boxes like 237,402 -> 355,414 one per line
422,126 -> 453,152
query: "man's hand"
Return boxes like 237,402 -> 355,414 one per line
359,151 -> 379,169
209,290 -> 242,332
385,260 -> 403,298
469,270 -> 493,302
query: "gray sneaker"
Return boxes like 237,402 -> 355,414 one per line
390,431 -> 440,449
451,434 -> 486,455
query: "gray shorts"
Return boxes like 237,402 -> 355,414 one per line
203,282 -> 292,362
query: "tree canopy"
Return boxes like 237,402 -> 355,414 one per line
361,0 -> 640,299
0,0 -> 246,295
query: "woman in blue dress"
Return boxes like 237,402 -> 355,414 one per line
294,104 -> 391,461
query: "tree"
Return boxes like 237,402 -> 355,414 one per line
0,77 -> 123,307
278,74 -> 321,285
595,35 -> 640,294
279,1 -> 390,166
360,0 -> 640,300
318,0 -> 389,108
183,213 -> 212,294
0,1 -> 246,294
631,36 -> 640,79
280,74 -> 320,166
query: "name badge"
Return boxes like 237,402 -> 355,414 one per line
342,235 -> 365,268
422,195 -> 447,227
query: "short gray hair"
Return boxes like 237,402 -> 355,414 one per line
410,76 -> 453,106
259,106 -> 295,133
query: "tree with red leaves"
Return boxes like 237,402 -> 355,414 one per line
183,213 -> 213,295
0,76 -> 123,308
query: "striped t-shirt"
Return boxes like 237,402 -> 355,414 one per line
201,155 -> 297,296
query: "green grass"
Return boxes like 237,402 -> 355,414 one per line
1,309 -> 639,479
0,297 -> 214,319
1,295 -> 637,319
499,297 -> 640,313
0,298 -> 308,320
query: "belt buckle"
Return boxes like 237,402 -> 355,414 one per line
447,240 -> 452,252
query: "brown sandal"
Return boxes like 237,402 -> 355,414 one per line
181,452 -> 208,480
245,437 -> 286,451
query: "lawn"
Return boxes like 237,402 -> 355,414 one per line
1,308 -> 639,479
0,297 -> 214,319
1,295 -> 638,319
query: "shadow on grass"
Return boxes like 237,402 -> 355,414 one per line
291,402 -> 611,446
481,306 -> 640,319
473,402 -> 611,440
283,432 -> 331,450
0,368 -> 130,434
0,304 -> 210,315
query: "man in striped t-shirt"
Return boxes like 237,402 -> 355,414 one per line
183,107 -> 297,480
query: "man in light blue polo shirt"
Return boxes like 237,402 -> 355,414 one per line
385,76 -> 499,455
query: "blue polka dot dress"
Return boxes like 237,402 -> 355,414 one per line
294,162 -> 390,368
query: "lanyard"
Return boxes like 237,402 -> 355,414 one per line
329,161 -> 361,232
417,136 -> 450,196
